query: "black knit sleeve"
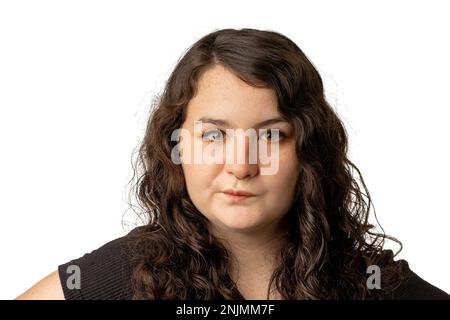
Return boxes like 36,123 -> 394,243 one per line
57,233 -> 135,300
389,260 -> 450,300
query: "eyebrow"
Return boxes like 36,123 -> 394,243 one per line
196,116 -> 288,128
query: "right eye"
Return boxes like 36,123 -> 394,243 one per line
202,129 -> 225,142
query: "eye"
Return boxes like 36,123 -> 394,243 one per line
202,129 -> 225,142
259,129 -> 286,142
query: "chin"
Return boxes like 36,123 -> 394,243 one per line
218,216 -> 264,233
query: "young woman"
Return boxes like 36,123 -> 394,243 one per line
16,28 -> 449,300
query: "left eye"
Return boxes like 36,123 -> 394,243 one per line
259,129 -> 285,142
202,129 -> 225,142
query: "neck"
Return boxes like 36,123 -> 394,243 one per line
210,215 -> 290,299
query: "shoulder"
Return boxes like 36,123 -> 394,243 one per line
56,227 -> 144,300
15,270 -> 64,300
383,258 -> 450,300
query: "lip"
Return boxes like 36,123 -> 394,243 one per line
222,189 -> 256,196
222,189 -> 257,203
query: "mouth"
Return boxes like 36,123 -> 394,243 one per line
222,189 -> 257,203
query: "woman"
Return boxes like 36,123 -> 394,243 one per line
16,28 -> 449,300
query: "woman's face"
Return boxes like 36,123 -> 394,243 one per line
179,64 -> 300,235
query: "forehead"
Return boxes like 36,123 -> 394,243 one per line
185,65 -> 279,122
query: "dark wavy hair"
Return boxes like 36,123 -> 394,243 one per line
124,28 -> 409,299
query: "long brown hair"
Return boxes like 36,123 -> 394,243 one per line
125,28 -> 408,299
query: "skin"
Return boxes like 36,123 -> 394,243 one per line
15,270 -> 64,300
180,64 -> 301,299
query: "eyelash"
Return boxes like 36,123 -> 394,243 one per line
201,129 -> 287,142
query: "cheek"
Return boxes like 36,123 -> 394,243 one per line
271,146 -> 300,191
181,163 -> 221,193
179,135 -> 224,191
181,163 -> 223,220
259,149 -> 300,218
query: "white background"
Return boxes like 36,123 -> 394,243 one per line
1,0 -> 449,299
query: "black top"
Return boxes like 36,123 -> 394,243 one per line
57,228 -> 450,300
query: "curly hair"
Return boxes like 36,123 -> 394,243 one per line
124,28 -> 409,299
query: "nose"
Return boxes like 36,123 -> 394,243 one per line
223,132 -> 259,180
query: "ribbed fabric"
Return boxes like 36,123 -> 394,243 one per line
389,269 -> 450,300
58,233 -> 134,300
57,227 -> 450,300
